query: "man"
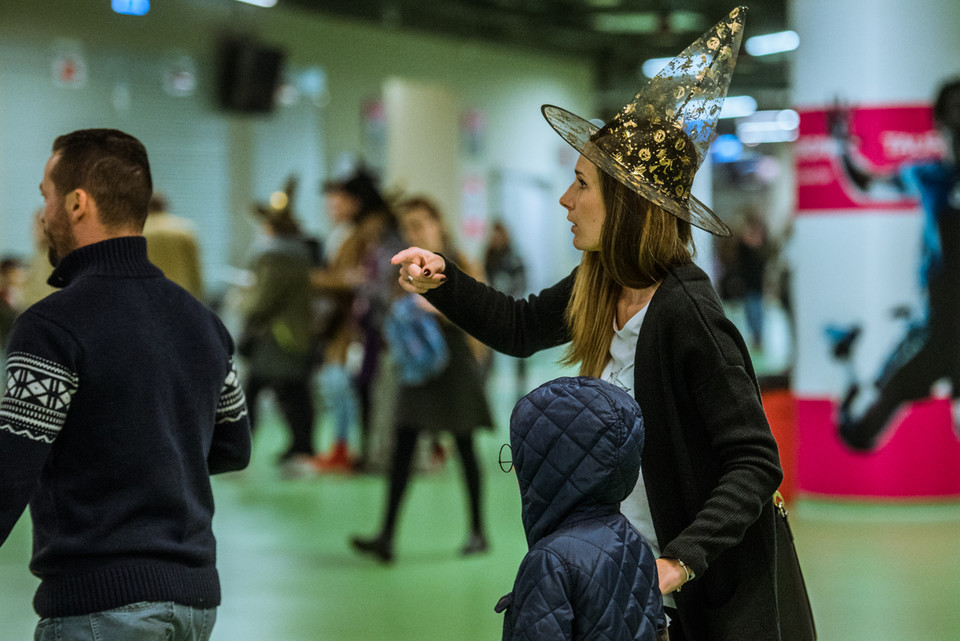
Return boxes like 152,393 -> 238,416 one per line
831,78 -> 960,450
0,129 -> 251,640
142,192 -> 205,300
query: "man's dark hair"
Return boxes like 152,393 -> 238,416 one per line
933,78 -> 960,125
51,129 -> 152,230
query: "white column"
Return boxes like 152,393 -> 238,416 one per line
790,0 -> 960,396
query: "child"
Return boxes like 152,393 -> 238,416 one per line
496,376 -> 667,641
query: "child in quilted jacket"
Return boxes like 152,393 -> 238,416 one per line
496,376 -> 668,641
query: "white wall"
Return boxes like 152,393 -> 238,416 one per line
0,0 -> 593,292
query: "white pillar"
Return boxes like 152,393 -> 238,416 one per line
791,0 -> 960,396
789,0 -> 960,498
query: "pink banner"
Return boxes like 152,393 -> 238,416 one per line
796,397 -> 960,498
795,104 -> 943,212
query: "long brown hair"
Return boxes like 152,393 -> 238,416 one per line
562,166 -> 695,376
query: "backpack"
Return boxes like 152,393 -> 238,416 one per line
384,295 -> 450,385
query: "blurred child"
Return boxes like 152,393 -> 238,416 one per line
497,376 -> 667,641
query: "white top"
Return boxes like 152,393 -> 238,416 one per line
600,304 -> 675,608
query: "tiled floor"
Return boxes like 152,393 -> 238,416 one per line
2,347 -> 959,640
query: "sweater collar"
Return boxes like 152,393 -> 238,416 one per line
48,236 -> 161,288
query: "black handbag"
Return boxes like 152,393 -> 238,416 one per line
774,491 -> 817,641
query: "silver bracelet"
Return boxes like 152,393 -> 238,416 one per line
677,559 -> 695,585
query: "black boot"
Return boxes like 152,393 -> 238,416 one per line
460,532 -> 489,556
351,535 -> 394,563
836,385 -> 879,451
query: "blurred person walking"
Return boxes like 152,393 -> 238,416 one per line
313,168 -> 398,471
0,257 -> 25,349
735,209 -> 770,352
351,195 -> 492,562
239,180 -> 319,476
0,128 -> 250,640
19,209 -> 57,307
483,219 -> 529,396
142,192 -> 204,301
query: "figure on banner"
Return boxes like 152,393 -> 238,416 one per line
827,77 -> 960,451
826,98 -> 913,202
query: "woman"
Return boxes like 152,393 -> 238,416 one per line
393,8 -> 793,641
313,169 -> 399,471
351,196 -> 493,562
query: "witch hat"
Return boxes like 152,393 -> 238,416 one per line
542,6 -> 748,237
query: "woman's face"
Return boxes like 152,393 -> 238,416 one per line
559,155 -> 605,252
401,205 -> 444,252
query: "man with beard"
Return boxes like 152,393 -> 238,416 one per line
0,129 -> 250,640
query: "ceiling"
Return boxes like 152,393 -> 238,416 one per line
283,0 -> 792,114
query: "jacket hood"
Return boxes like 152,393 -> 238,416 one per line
509,376 -> 644,546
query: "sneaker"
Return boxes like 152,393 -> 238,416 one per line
351,535 -> 394,563
836,400 -> 879,452
279,454 -> 319,479
460,532 -> 489,557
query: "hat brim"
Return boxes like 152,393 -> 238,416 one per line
542,104 -> 731,237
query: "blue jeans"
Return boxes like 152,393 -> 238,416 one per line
744,290 -> 765,348
319,363 -> 359,441
35,602 -> 216,641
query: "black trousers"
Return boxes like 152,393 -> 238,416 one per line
246,375 -> 316,458
663,606 -> 686,641
842,275 -> 960,447
381,426 -> 484,540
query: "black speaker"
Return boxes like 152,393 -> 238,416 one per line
217,38 -> 285,113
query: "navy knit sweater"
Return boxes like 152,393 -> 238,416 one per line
0,237 -> 251,617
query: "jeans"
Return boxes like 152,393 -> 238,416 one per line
743,290 -> 765,348
319,364 -> 359,441
35,602 -> 216,641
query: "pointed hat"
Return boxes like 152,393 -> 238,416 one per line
542,6 -> 747,237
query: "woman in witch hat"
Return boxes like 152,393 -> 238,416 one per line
393,8 -> 804,641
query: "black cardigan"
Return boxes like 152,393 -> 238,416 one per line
426,260 -> 785,641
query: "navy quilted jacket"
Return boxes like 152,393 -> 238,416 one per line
497,376 -> 665,641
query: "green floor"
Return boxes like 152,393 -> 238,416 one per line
2,354 -> 959,640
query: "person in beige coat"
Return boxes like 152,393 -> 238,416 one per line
142,193 -> 204,301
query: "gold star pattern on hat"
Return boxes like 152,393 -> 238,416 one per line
543,6 -> 748,237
